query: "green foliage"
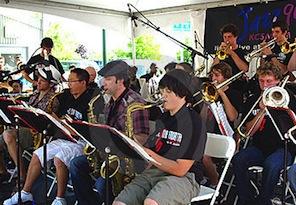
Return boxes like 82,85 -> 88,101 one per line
112,34 -> 161,60
45,23 -> 78,60
176,38 -> 192,63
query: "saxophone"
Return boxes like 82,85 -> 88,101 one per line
87,89 -> 105,177
32,91 -> 63,150
100,100 -> 163,196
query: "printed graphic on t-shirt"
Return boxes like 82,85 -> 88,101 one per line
67,108 -> 83,120
155,129 -> 183,152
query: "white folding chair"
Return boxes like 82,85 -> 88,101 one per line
191,133 -> 236,205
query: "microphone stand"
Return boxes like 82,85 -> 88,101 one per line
194,30 -> 214,75
127,4 -> 208,69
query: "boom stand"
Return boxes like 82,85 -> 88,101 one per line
127,4 -> 208,69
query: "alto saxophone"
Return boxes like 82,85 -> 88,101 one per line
87,89 -> 105,177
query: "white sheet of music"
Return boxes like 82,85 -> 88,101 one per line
109,127 -> 160,165
209,102 -> 234,137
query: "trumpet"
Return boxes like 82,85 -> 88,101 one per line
216,42 -> 231,60
281,42 -> 296,54
245,38 -> 277,62
237,76 -> 289,138
193,71 -> 244,106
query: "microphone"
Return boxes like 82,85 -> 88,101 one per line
127,3 -> 138,27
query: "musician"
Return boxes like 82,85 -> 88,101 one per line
202,62 -> 242,187
112,69 -> 206,205
232,62 -> 296,205
261,19 -> 295,81
1,67 -> 60,187
21,37 -> 65,89
287,49 -> 296,72
4,68 -> 92,205
140,62 -> 158,83
213,24 -> 248,74
69,60 -> 149,205
128,65 -> 141,93
85,66 -> 98,89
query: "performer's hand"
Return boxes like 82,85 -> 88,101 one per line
259,99 -> 265,110
260,41 -> 272,55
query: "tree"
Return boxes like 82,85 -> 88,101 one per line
176,38 -> 192,63
45,23 -> 79,60
111,34 -> 161,60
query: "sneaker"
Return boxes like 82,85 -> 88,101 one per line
51,197 -> 67,205
3,190 -> 33,205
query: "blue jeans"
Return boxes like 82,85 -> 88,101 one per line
232,146 -> 292,205
70,155 -> 113,205
288,164 -> 296,193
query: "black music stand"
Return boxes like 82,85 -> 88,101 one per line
8,105 -> 75,205
66,120 -> 158,205
0,97 -> 28,205
265,107 -> 296,204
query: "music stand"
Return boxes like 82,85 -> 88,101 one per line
8,105 -> 75,205
0,97 -> 29,205
66,119 -> 158,205
265,107 -> 296,204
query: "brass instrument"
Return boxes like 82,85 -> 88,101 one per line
237,76 -> 289,138
281,42 -> 296,54
245,38 -> 277,62
86,89 -> 105,176
99,100 -> 163,195
193,71 -> 244,107
87,89 -> 105,123
216,42 -> 231,60
0,81 -> 13,92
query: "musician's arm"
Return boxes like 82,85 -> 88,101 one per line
218,89 -> 238,122
229,51 -> 248,72
144,147 -> 194,177
288,51 -> 296,71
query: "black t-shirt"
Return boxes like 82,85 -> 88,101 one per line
243,92 -> 296,156
272,43 -> 292,66
146,105 -> 206,182
222,47 -> 248,75
55,88 -> 93,141
147,105 -> 205,160
25,54 -> 64,82
140,73 -> 153,82
222,47 -> 249,92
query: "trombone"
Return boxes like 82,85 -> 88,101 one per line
193,71 -> 244,107
237,75 -> 290,138
245,38 -> 277,62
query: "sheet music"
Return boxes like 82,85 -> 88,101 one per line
109,127 -> 160,165
209,102 -> 234,137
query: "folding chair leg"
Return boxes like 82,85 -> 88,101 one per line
47,176 -> 57,197
220,175 -> 235,203
8,167 -> 17,183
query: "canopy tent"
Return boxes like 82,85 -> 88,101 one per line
0,0 -> 275,33
0,0 -> 277,72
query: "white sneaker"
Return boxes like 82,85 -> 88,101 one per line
3,190 -> 33,205
51,197 -> 67,205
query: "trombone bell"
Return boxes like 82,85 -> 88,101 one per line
262,86 -> 290,108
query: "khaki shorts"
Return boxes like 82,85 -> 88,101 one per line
115,168 -> 200,205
